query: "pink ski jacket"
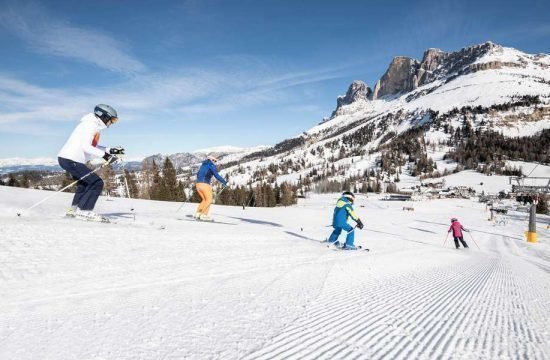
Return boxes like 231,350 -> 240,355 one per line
448,221 -> 465,237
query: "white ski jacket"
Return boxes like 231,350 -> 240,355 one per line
58,113 -> 108,164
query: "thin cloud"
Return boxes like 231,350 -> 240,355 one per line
0,4 -> 146,74
0,55 -> 361,135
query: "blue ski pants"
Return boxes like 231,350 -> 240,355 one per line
328,223 -> 355,246
58,157 -> 104,211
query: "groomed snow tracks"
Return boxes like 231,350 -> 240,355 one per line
243,249 -> 550,359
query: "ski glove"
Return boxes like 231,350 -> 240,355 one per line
103,153 -> 119,164
356,219 -> 364,230
109,146 -> 125,155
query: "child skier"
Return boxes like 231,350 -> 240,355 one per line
57,104 -> 124,222
448,218 -> 469,249
194,155 -> 228,221
327,191 -> 364,250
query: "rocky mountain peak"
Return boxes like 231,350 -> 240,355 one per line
337,80 -> 372,107
330,80 -> 372,118
370,41 -> 506,100
421,48 -> 448,72
373,56 -> 420,99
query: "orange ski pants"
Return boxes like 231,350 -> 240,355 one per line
196,183 -> 213,216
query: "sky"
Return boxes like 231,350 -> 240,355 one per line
0,0 -> 548,160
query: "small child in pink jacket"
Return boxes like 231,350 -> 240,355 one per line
448,218 -> 469,249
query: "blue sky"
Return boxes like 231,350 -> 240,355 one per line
0,0 -> 548,159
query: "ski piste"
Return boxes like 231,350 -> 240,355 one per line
63,213 -> 166,229
180,215 -> 237,225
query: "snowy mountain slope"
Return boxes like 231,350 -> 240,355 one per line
194,145 -> 270,155
216,42 -> 549,189
0,158 -> 61,174
0,157 -> 58,167
1,186 -> 549,359
141,145 -> 270,171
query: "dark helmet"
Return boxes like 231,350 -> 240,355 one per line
342,191 -> 355,202
451,217 -> 458,222
94,104 -> 118,126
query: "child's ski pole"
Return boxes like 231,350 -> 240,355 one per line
467,231 -> 481,250
443,232 -> 450,247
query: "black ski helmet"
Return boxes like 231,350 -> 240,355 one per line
94,104 -> 118,126
342,191 -> 355,202
451,217 -> 458,222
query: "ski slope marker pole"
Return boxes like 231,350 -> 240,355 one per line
467,232 -> 481,250
16,159 -> 112,217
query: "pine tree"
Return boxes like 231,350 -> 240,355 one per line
190,186 -> 201,203
59,172 -> 76,192
124,170 -> 139,198
176,181 -> 186,202
280,182 -> 295,206
537,196 -> 549,215
7,174 -> 20,187
264,184 -> 277,207
162,158 -> 179,201
21,173 -> 31,188
149,160 -> 163,200
101,163 -> 116,196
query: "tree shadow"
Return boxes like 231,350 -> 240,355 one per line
103,212 -> 134,219
284,231 -> 322,243
226,216 -> 283,227
409,227 -> 437,234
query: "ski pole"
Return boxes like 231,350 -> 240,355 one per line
327,225 -> 357,247
120,161 -> 135,221
176,183 -> 194,213
17,159 -> 112,217
443,232 -> 450,247
176,202 -> 185,213
467,231 -> 481,250
214,185 -> 228,199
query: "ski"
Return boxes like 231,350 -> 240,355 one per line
326,242 -> 369,252
180,215 -> 237,225
62,214 -> 166,230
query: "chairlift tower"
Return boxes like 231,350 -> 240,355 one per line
509,176 -> 550,243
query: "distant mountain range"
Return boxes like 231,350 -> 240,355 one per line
140,146 -> 269,171
0,146 -> 268,174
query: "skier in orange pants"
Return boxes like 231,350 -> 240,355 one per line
195,155 -> 228,221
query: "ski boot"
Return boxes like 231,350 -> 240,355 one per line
75,209 -> 110,223
198,214 -> 214,222
327,240 -> 341,248
65,206 -> 77,218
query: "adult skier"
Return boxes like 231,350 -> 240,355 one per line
448,217 -> 469,249
194,155 -> 228,221
327,191 -> 364,250
57,104 -> 124,222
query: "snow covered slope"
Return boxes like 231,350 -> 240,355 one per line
216,42 -> 549,190
1,186 -> 549,359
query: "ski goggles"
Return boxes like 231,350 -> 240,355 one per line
109,116 -> 119,125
